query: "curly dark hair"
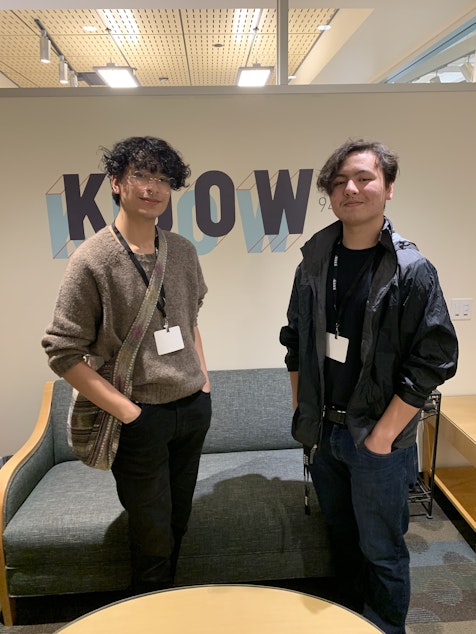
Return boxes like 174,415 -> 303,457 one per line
100,136 -> 191,205
316,138 -> 399,195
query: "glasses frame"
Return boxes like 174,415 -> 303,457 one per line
129,170 -> 176,189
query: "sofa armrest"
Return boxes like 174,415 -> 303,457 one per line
0,381 -> 56,528
0,381 -> 58,625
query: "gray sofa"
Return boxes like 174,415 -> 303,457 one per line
0,368 -> 332,625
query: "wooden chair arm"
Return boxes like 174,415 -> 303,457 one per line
0,380 -> 54,626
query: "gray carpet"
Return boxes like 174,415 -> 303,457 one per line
406,495 -> 476,634
1,493 -> 475,633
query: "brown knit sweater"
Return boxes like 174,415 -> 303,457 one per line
42,226 -> 208,404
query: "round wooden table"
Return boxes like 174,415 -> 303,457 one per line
57,585 -> 383,633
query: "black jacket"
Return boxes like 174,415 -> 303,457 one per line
280,218 -> 458,450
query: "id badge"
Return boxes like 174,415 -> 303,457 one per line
154,326 -> 184,356
326,332 -> 349,364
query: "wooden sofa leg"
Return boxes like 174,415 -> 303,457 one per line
1,595 -> 16,626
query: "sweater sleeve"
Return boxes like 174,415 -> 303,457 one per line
42,250 -> 104,377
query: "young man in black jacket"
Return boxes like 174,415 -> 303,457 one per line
280,139 -> 458,634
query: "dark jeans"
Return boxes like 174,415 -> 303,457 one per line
111,390 -> 211,594
309,420 -> 418,634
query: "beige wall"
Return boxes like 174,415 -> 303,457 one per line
1,85 -> 475,455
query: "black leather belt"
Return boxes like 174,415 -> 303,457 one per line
324,406 -> 347,426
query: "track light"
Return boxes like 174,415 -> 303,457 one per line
40,30 -> 51,63
70,70 -> 78,87
59,55 -> 69,84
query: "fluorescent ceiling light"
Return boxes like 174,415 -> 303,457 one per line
237,65 -> 273,87
94,64 -> 139,88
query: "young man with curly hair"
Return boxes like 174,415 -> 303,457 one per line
43,136 -> 211,594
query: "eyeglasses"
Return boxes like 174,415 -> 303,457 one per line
129,170 -> 176,189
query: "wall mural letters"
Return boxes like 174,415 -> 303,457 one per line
46,168 -> 329,258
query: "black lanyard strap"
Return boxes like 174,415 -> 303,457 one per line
112,222 -> 166,319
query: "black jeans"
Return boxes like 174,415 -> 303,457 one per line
111,390 -> 211,594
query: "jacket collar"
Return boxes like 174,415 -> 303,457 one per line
301,216 -> 399,267
300,220 -> 341,270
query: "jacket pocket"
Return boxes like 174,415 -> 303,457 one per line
292,407 -> 320,448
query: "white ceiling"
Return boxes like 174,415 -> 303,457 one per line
0,1 -> 475,89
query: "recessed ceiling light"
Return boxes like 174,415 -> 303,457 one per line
318,25 -> 331,31
83,25 -> 97,33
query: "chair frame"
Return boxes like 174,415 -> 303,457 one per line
0,381 -> 54,626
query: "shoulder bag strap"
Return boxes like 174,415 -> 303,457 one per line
112,228 -> 168,397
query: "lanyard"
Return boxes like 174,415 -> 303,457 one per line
112,222 -> 166,320
332,242 -> 376,338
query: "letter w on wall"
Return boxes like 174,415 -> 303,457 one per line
239,169 -> 312,252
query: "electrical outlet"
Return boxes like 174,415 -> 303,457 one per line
450,298 -> 473,320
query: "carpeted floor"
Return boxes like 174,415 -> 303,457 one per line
1,490 -> 475,633
405,491 -> 476,634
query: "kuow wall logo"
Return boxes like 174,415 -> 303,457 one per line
46,168 -> 327,258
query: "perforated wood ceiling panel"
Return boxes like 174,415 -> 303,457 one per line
0,7 -> 337,88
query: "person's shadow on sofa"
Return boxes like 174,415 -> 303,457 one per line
176,472 -> 332,585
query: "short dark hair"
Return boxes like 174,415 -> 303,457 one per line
316,138 -> 399,195
100,136 -> 191,205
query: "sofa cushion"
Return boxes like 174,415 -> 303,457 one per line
3,462 -> 130,596
176,448 -> 332,584
4,447 -> 331,596
204,368 -> 299,453
49,369 -> 297,460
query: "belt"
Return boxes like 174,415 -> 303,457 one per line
324,406 -> 347,426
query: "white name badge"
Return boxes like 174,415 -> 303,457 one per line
154,326 -> 184,356
326,332 -> 349,364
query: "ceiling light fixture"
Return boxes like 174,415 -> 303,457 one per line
40,30 -> 51,63
461,60 -> 474,82
59,55 -> 69,84
237,64 -> 273,87
35,18 -> 78,83
94,63 -> 139,88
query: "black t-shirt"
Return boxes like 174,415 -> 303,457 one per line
324,242 -> 381,409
